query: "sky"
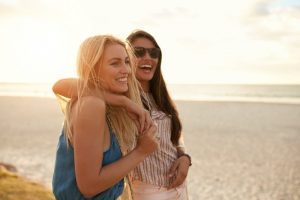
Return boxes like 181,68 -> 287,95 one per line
0,0 -> 300,84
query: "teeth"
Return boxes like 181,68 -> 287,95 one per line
117,77 -> 127,82
139,65 -> 152,69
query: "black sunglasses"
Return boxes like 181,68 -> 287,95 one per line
134,47 -> 161,59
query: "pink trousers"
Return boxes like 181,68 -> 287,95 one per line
132,180 -> 189,200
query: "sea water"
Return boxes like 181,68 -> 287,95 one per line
167,84 -> 300,103
0,82 -> 300,103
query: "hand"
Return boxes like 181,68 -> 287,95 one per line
101,91 -> 152,133
135,123 -> 159,156
167,156 -> 190,189
124,100 -> 152,134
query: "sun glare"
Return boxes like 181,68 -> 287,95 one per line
0,0 -> 299,84
1,17 -> 76,83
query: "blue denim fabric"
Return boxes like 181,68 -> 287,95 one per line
52,129 -> 124,200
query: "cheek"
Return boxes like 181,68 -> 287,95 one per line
136,58 -> 143,65
100,71 -> 114,86
152,61 -> 158,71
134,70 -> 142,78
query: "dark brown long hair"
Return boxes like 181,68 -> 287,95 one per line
127,30 -> 182,146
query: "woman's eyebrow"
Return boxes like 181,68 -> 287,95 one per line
108,57 -> 121,62
108,57 -> 128,62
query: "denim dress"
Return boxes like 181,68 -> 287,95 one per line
52,128 -> 124,200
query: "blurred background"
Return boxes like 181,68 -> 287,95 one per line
0,0 -> 300,84
0,0 -> 300,199
1,0 -> 300,101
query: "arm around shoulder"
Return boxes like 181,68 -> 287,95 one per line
52,78 -> 79,98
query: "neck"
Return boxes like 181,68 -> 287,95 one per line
140,81 -> 150,93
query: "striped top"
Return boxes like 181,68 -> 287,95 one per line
132,93 -> 178,187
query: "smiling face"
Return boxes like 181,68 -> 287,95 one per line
132,37 -> 159,91
97,43 -> 131,94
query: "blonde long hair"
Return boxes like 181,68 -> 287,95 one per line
64,34 -> 142,154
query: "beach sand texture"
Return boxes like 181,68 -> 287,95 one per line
0,96 -> 299,200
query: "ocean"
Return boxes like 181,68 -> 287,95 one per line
168,84 -> 300,103
0,82 -> 300,103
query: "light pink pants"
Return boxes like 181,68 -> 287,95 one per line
132,180 -> 189,200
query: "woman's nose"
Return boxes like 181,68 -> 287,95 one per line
143,51 -> 152,59
120,62 -> 131,74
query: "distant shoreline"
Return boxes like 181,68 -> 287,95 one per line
0,95 -> 300,105
1,82 -> 300,103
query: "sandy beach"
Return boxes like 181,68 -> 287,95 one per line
0,96 -> 299,200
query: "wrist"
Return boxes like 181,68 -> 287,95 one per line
176,146 -> 186,156
133,146 -> 149,160
120,95 -> 128,108
178,153 -> 192,166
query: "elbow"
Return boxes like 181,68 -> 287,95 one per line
52,82 -> 59,94
80,190 -> 94,199
78,183 -> 96,198
52,79 -> 66,95
77,180 -> 105,198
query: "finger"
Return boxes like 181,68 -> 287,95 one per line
145,112 -> 152,131
168,175 -> 182,189
134,119 -> 141,134
138,111 -> 145,133
148,123 -> 157,137
141,111 -> 150,133
168,160 -> 179,177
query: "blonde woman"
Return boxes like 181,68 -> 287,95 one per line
52,35 -> 158,200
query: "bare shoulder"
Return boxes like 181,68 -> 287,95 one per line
71,96 -> 107,147
82,96 -> 105,107
74,96 -> 106,117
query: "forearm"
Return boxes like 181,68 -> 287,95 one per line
176,133 -> 192,166
82,148 -> 147,197
103,92 -> 129,107
176,133 -> 186,156
53,78 -> 130,107
176,141 -> 192,167
52,78 -> 78,98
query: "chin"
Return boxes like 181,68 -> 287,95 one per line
138,75 -> 153,82
137,72 -> 153,81
113,87 -> 128,94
